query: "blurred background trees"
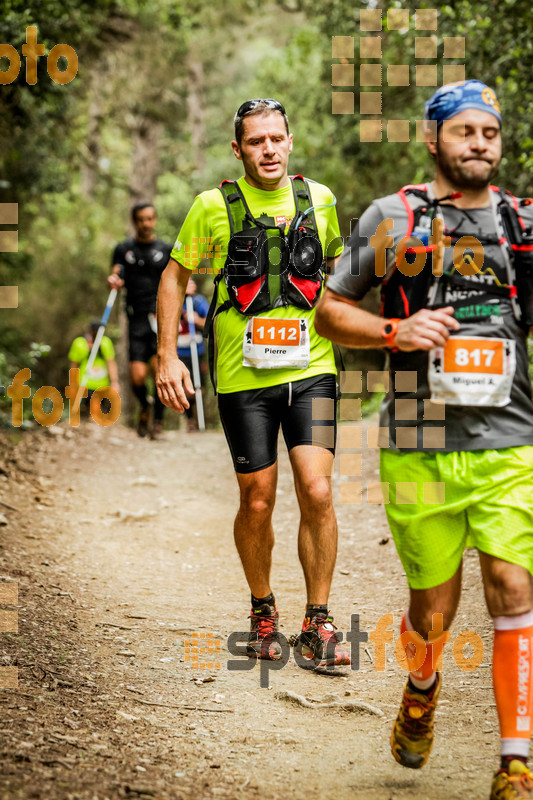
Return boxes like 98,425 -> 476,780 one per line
1,0 -> 532,418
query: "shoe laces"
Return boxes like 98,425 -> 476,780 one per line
249,605 -> 278,636
401,690 -> 435,737
307,613 -> 341,645
504,761 -> 533,793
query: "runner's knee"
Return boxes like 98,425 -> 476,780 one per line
297,476 -> 332,514
408,593 -> 459,638
238,487 -> 275,521
130,362 -> 147,385
483,566 -> 533,617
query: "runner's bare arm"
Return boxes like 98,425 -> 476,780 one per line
107,264 -> 124,290
315,288 -> 460,352
326,255 -> 339,274
107,358 -> 120,392
156,258 -> 195,412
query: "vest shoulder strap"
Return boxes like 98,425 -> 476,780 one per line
219,180 -> 256,236
396,184 -> 430,238
219,175 -> 317,235
289,174 -> 316,230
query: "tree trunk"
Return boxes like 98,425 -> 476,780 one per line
129,116 -> 162,210
81,71 -> 105,198
118,115 -> 163,421
186,52 -> 207,182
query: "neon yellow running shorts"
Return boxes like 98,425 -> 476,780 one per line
380,446 -> 533,590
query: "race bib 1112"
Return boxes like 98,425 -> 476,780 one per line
243,317 -> 310,369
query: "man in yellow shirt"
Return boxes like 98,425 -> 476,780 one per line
156,99 -> 350,669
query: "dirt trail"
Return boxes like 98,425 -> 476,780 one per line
0,421 -> 498,800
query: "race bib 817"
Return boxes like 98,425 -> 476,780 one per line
428,337 -> 516,407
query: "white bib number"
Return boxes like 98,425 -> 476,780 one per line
87,365 -> 107,381
428,337 -> 515,407
243,318 -> 310,369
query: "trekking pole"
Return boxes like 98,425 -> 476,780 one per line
185,295 -> 206,431
74,288 -> 118,408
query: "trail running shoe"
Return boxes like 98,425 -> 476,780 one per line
247,603 -> 282,660
391,673 -> 441,769
491,761 -> 533,799
137,409 -> 150,437
294,612 -> 351,668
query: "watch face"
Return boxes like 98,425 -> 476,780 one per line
384,323 -> 393,335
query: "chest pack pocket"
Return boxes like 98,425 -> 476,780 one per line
224,227 -> 272,315
220,175 -> 325,316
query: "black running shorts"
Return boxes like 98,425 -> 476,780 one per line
128,314 -> 157,363
217,374 -> 337,474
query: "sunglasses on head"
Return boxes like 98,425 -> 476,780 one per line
235,98 -> 286,119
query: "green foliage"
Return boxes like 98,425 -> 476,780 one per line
0,340 -> 52,424
362,391 -> 385,419
286,0 -> 533,204
13,189 -> 125,389
0,0 -> 134,202
1,0 -> 532,402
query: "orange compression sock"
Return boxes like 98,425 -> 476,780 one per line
401,610 -> 449,692
493,611 -> 533,760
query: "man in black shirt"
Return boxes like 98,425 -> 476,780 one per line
108,202 -> 172,438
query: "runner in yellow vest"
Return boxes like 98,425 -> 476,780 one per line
156,99 -> 350,669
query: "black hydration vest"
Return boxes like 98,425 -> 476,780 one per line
203,175 -> 328,388
381,184 -> 533,328
207,174 -> 325,321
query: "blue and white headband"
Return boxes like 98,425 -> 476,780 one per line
424,80 -> 501,128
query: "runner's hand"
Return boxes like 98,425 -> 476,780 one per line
156,356 -> 194,412
395,307 -> 460,352
107,274 -> 124,290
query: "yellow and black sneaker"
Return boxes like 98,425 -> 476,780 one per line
491,761 -> 533,799
391,673 -> 441,769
